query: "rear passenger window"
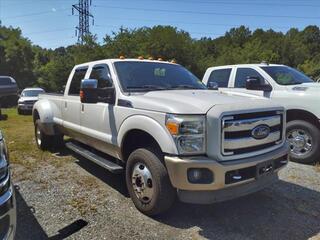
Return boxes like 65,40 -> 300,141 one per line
0,77 -> 14,85
89,64 -> 113,88
68,67 -> 88,95
207,69 -> 231,88
235,68 -> 264,88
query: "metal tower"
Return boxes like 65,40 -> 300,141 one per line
72,0 -> 94,44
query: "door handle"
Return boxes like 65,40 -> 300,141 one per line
81,104 -> 84,112
65,102 -> 67,108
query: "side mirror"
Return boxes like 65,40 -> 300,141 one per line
207,81 -> 219,90
246,77 -> 272,92
80,79 -> 99,103
80,79 -> 116,104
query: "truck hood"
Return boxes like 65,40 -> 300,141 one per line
128,90 -> 275,114
18,96 -> 39,102
289,82 -> 320,92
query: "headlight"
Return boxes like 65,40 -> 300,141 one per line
166,114 -> 206,155
0,134 -> 9,181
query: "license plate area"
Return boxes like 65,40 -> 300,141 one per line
256,160 -> 274,179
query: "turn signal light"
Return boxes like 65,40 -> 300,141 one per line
166,122 -> 179,135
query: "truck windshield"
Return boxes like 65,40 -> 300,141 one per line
114,61 -> 206,92
22,90 -> 44,97
261,66 -> 313,85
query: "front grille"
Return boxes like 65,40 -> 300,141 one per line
0,170 -> 9,197
222,110 -> 284,156
23,100 -> 36,104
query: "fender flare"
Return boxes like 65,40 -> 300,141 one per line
117,115 -> 178,155
33,99 -> 61,135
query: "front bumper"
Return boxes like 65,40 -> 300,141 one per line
164,143 -> 288,204
0,175 -> 16,240
18,103 -> 34,110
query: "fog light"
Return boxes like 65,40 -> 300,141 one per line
187,168 -> 213,184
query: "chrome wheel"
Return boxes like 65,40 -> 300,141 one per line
36,126 -> 42,146
131,162 -> 154,203
287,129 -> 313,157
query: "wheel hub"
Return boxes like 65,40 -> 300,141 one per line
131,163 -> 154,203
287,129 -> 312,157
36,127 -> 41,146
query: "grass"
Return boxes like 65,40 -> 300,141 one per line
0,108 -> 106,215
0,108 -> 72,178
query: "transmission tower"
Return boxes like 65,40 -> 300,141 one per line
72,0 -> 94,44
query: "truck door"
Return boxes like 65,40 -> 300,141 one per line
80,64 -> 116,153
62,66 -> 88,136
229,67 -> 272,98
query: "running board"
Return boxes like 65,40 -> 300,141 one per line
66,142 -> 123,174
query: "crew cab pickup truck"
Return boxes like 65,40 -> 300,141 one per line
33,59 -> 288,215
203,63 -> 320,164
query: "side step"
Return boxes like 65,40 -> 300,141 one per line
66,142 -> 123,174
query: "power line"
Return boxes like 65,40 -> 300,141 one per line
5,8 -> 69,20
94,16 -> 296,30
25,27 -> 75,36
93,0 -> 320,8
94,5 -> 320,20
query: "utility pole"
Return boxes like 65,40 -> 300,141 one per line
72,0 -> 94,44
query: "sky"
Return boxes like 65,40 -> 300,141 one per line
0,0 -> 319,49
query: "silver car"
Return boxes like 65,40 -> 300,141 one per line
18,88 -> 45,114
0,132 -> 16,240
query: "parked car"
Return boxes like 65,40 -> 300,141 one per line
0,76 -> 18,118
203,63 -> 320,164
33,59 -> 288,215
0,131 -> 17,240
17,88 -> 45,115
0,77 -> 18,100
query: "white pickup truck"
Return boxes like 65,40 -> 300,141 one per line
33,59 -> 288,215
203,63 -> 320,164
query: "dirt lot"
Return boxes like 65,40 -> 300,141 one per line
1,108 -> 320,240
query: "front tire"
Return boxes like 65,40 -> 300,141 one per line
126,148 -> 176,216
35,120 -> 64,150
287,120 -> 320,164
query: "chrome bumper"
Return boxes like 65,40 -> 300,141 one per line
18,103 -> 34,110
0,178 -> 16,240
164,143 -> 288,203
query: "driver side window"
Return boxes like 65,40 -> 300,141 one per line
89,64 -> 113,88
235,68 -> 264,88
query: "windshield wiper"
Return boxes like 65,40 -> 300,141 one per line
126,85 -> 168,91
170,85 -> 203,90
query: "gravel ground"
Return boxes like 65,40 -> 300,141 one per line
11,149 -> 320,240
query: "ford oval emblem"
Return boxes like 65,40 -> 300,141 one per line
252,125 -> 270,140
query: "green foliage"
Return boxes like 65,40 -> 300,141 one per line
1,24 -> 320,92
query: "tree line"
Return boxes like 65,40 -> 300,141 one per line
1,24 -> 320,92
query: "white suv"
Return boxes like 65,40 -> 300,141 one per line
203,63 -> 320,164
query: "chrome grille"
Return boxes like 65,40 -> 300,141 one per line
24,100 -> 36,104
222,111 -> 284,156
